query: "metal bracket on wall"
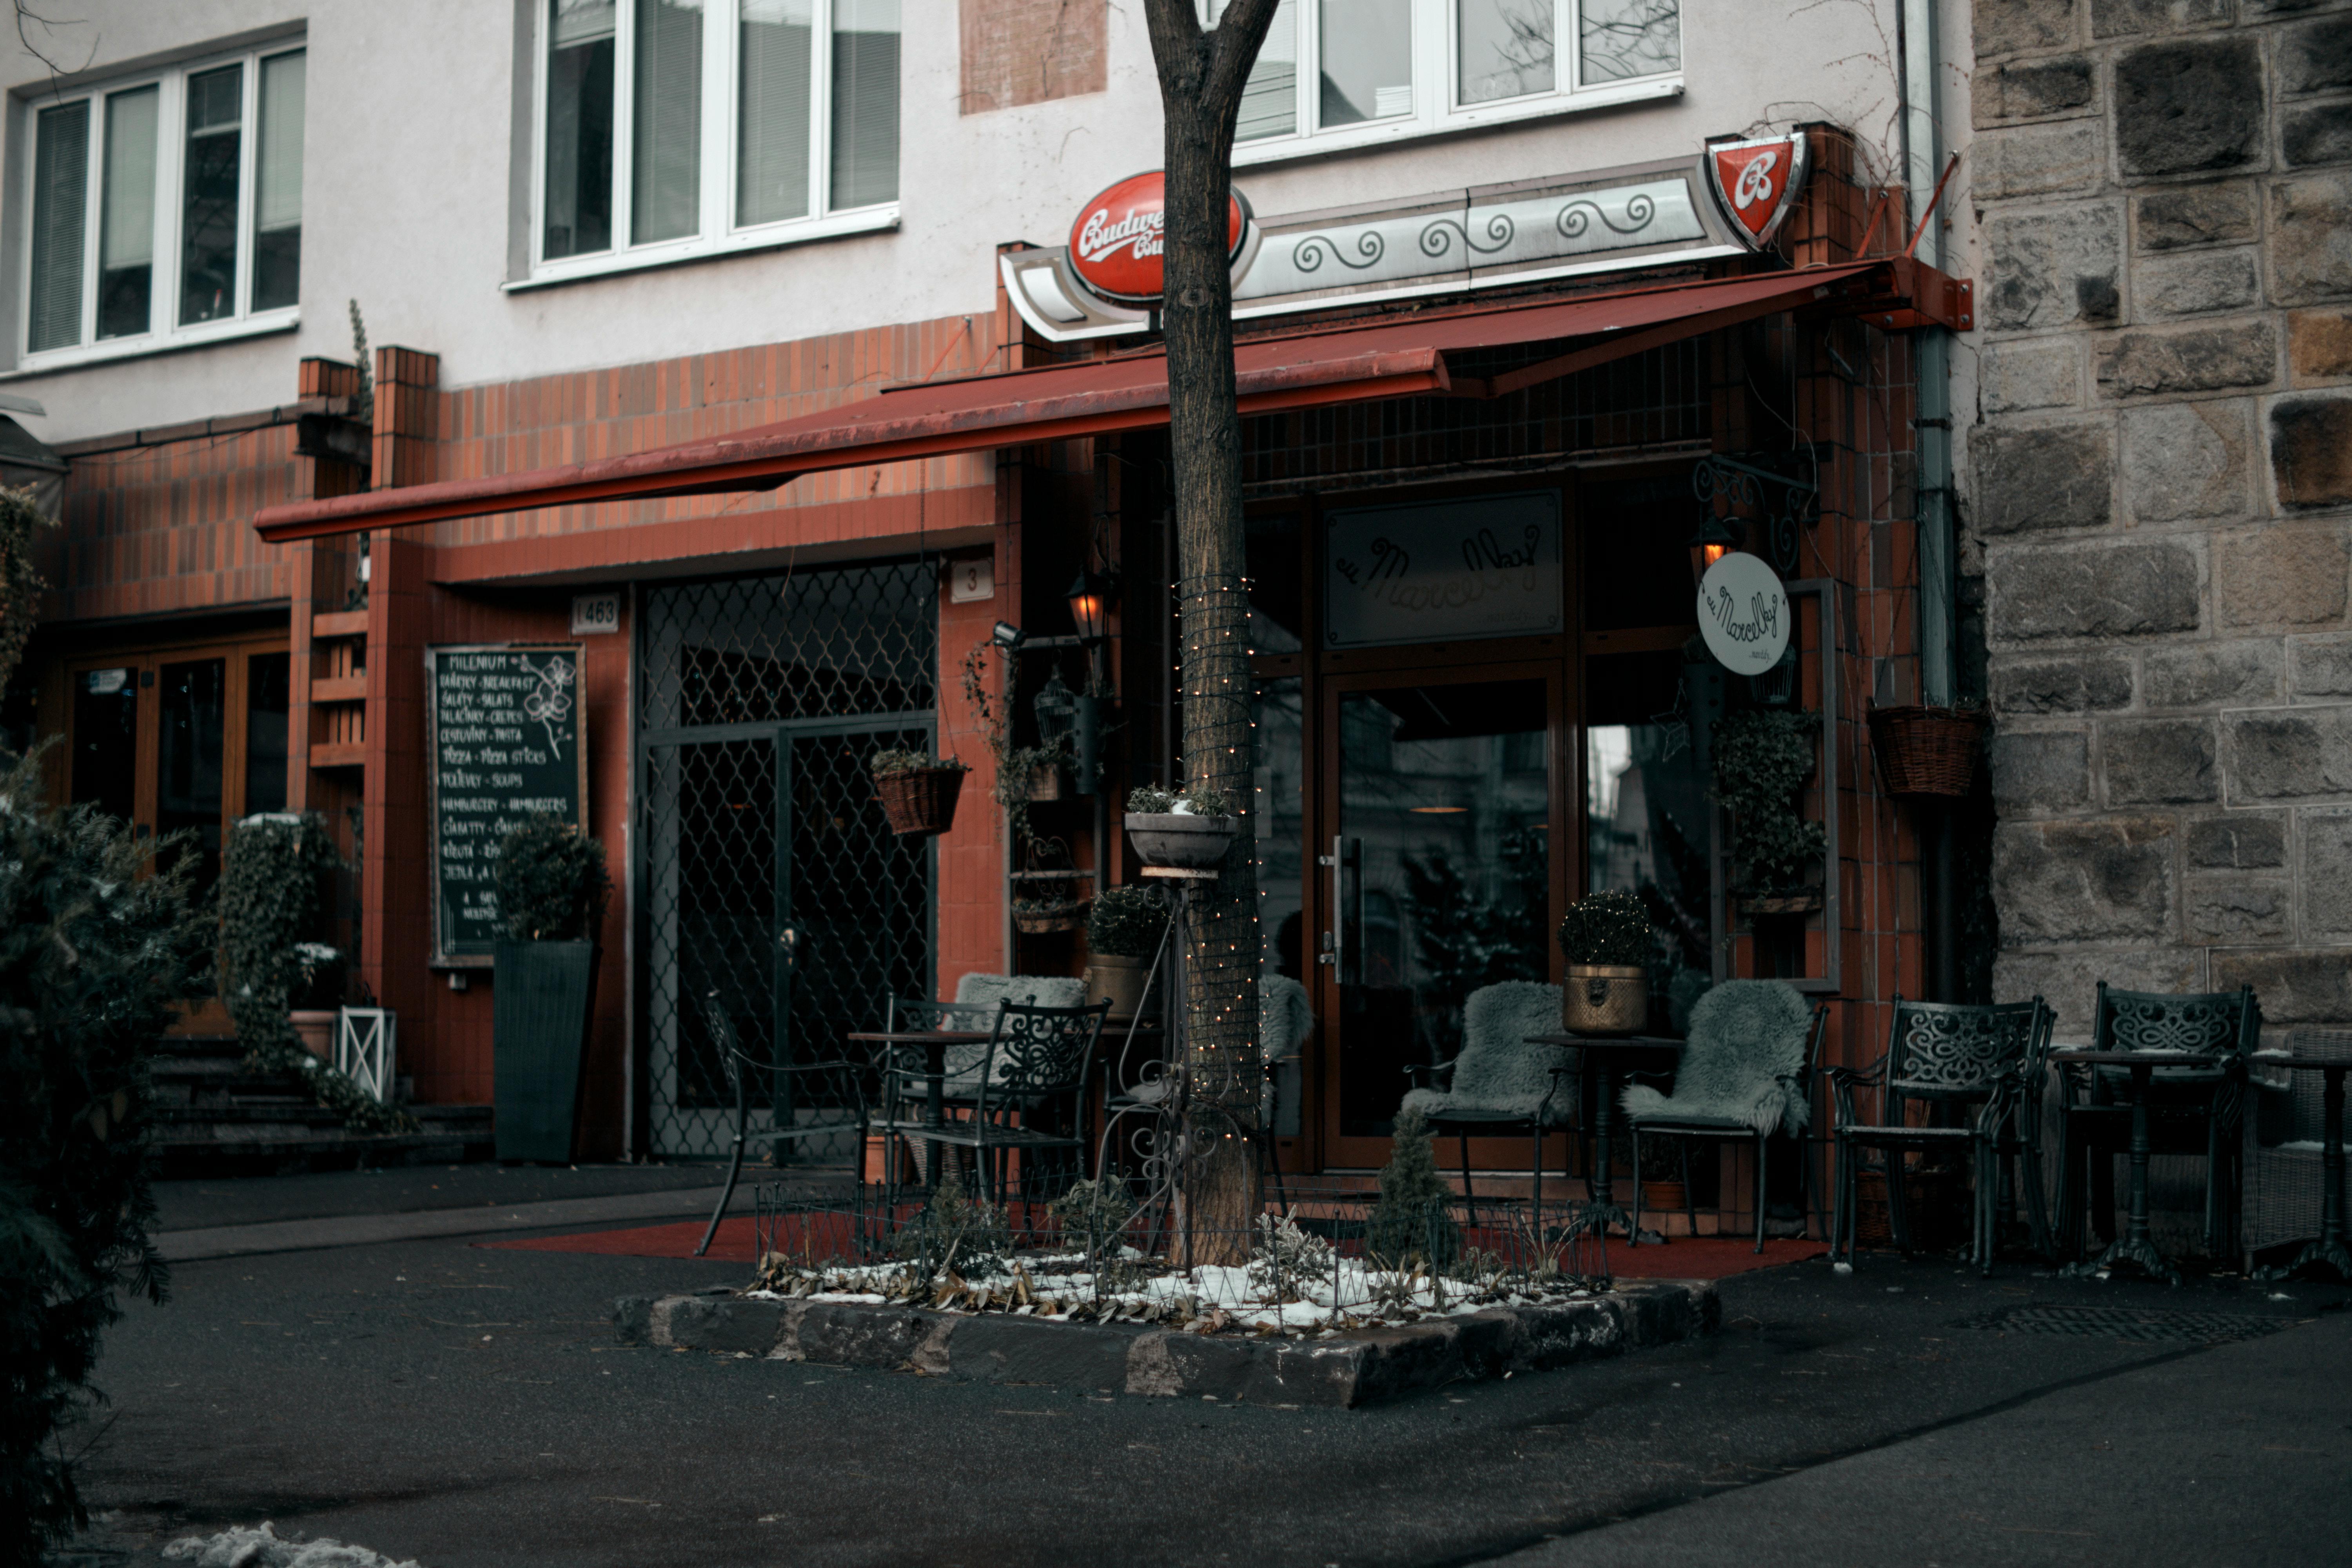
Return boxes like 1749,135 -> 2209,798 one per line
1693,450 -> 1821,577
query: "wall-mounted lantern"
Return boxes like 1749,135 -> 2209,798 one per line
1687,517 -> 1739,589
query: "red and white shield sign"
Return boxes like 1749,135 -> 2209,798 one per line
1705,132 -> 1811,250
1067,172 -> 1253,307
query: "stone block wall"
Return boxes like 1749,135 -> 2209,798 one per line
1969,0 -> 2352,1033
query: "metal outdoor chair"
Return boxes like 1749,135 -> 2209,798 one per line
691,988 -> 877,1256
1399,982 -> 1576,1228
1829,997 -> 2054,1275
1625,991 -> 1829,1252
877,1000 -> 1112,1209
2055,983 -> 2258,1264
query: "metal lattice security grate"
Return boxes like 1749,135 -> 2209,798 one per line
638,563 -> 936,1160
1957,1304 -> 2295,1345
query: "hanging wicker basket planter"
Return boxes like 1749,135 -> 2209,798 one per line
1867,705 -> 1988,798
874,767 -> 967,836
1012,899 -> 1090,935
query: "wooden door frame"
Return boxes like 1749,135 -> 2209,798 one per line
61,633 -> 291,1035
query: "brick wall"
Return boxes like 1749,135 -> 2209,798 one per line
959,0 -> 1106,115
1969,0 -> 2352,1031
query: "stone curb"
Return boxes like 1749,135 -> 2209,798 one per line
613,1280 -> 1717,1407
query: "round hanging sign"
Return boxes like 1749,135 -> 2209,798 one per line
1697,552 -> 1791,675
1067,172 -> 1252,307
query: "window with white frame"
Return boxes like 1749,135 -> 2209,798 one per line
1222,0 -> 1679,159
535,0 -> 900,278
23,44 -> 305,360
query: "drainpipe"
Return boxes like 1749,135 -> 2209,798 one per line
1899,0 -> 1961,1000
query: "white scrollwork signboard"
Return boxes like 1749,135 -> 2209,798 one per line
1324,492 -> 1562,648
1697,553 -> 1790,675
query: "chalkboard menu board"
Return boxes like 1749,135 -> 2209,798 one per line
426,644 -> 588,965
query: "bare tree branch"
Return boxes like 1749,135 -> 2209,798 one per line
13,1 -> 98,91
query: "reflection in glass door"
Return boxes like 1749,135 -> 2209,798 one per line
1327,676 -> 1552,1143
1252,677 -> 1307,1139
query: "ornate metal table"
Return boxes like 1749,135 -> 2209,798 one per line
1526,1033 -> 1684,1243
2251,1030 -> 2352,1283
2049,1047 -> 2223,1286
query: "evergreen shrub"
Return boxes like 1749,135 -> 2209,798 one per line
1085,884 -> 1168,958
495,814 -> 612,942
1557,889 -> 1653,967
0,748 -> 210,1561
1367,1106 -> 1460,1269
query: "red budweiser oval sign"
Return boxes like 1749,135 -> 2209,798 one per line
1067,172 -> 1251,307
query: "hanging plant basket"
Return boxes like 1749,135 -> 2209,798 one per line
1013,900 -> 1090,935
1867,705 -> 1988,798
1123,813 -> 1238,869
875,767 -> 966,836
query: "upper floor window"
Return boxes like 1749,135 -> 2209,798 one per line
534,0 -> 900,280
24,45 -> 305,361
1227,0 -> 1679,162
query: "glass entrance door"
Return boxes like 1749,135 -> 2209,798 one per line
1318,667 -> 1562,1166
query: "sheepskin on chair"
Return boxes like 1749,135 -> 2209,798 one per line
1401,981 -> 1573,1123
1621,979 -> 1813,1134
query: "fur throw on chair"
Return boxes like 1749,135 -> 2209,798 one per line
1621,980 -> 1813,1134
1401,981 -> 1573,1123
1261,971 -> 1313,1059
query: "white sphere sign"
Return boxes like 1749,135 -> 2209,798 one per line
1697,553 -> 1790,675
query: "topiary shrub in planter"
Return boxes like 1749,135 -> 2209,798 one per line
1711,708 -> 1827,906
220,813 -> 400,1131
0,746 -> 211,1561
1085,884 -> 1169,1018
492,815 -> 612,1162
1367,1105 -> 1460,1271
1556,889 -> 1653,1034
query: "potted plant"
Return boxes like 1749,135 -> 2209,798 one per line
1556,889 -> 1652,1034
1868,699 -> 1989,798
492,814 -> 612,1163
1122,784 -> 1238,869
870,746 -> 968,836
1085,884 -> 1168,1018
1012,893 -> 1090,935
1712,708 -> 1828,914
961,642 -> 1071,855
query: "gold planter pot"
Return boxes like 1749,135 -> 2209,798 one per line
1562,964 -> 1648,1034
1084,953 -> 1156,1019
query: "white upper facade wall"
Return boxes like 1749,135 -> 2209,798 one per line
0,0 -> 1959,443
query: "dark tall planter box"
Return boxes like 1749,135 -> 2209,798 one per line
492,939 -> 598,1162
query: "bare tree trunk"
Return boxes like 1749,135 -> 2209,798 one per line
1143,0 -> 1279,1266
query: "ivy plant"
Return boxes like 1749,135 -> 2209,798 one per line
220,813 -> 406,1134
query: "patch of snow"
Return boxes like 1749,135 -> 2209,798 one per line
163,1522 -> 421,1568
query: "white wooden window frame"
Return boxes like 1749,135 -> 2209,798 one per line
1228,0 -> 1683,169
517,0 -> 900,292
15,43 -> 304,372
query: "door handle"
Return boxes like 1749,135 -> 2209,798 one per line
1317,835 -> 1345,970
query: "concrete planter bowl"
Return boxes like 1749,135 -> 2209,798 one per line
1123,813 -> 1238,869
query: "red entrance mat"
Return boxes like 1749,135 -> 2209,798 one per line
480,1219 -> 1823,1280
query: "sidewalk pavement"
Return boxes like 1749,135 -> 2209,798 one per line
1495,1299 -> 2352,1566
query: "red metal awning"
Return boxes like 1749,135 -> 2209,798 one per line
252,258 -> 1962,544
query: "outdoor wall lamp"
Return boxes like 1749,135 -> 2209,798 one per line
1065,568 -> 1115,644
1687,517 -> 1739,589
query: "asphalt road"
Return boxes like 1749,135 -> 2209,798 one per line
60,1174 -> 2352,1568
